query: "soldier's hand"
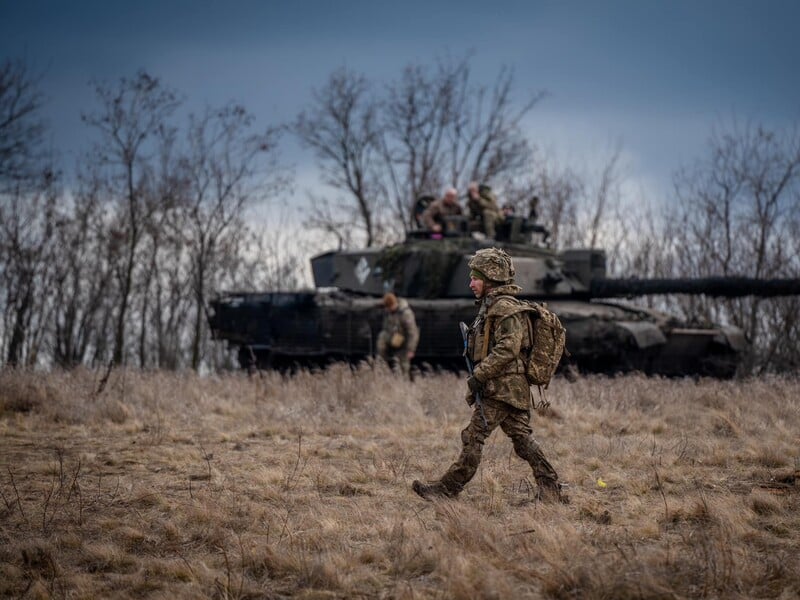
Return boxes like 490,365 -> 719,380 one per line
466,375 -> 482,395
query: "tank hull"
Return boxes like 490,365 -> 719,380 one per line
208,290 -> 744,378
208,214 -> 799,377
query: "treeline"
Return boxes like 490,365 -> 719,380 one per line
1,57 -> 799,373
0,61 -> 302,371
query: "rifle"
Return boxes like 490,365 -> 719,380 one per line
459,321 -> 488,429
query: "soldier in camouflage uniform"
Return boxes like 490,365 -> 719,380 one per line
421,187 -> 463,234
377,293 -> 419,379
467,182 -> 503,239
412,248 -> 565,502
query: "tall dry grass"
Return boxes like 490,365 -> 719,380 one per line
1,364 -> 799,599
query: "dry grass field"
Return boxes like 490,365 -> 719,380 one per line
1,365 -> 799,599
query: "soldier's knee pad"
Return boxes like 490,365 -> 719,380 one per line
461,427 -> 484,447
461,428 -> 471,445
512,435 -> 540,455
511,435 -> 525,449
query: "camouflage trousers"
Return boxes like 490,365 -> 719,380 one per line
377,332 -> 411,377
439,396 -> 558,495
479,208 -> 503,239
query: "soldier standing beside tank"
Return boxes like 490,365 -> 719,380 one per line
412,248 -> 565,502
421,187 -> 463,235
377,292 -> 419,380
467,182 -> 503,239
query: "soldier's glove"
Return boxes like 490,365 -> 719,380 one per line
466,375 -> 483,396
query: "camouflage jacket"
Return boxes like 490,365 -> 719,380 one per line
421,198 -> 463,230
467,284 -> 532,410
381,299 -> 420,352
468,189 -> 501,218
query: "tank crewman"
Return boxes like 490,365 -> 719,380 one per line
421,187 -> 463,235
528,195 -> 540,222
467,182 -> 504,238
377,292 -> 419,379
526,195 -> 550,243
412,247 -> 566,502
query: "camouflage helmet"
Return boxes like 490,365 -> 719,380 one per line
468,247 -> 515,283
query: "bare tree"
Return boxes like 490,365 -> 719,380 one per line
447,64 -> 543,189
0,59 -> 46,192
582,144 -> 623,250
669,120 -> 800,371
295,57 -> 544,243
1,62 -> 300,371
239,220 -> 308,291
148,227 -> 193,370
51,170 -> 115,367
613,193 -> 670,284
517,151 -> 583,248
81,71 -> 182,366
0,59 -> 59,367
304,192 -> 359,250
384,58 -> 544,231
177,103 -> 284,370
0,174 -> 60,366
294,68 -> 382,246
380,62 -> 454,227
113,116 -> 193,370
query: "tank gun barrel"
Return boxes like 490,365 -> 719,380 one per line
590,276 -> 800,298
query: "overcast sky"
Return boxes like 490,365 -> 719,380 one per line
3,0 -> 799,208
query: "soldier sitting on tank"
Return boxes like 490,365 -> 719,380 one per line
494,202 -> 520,242
377,292 -> 419,380
526,195 -> 550,243
412,195 -> 435,230
467,182 -> 504,239
421,187 -> 463,238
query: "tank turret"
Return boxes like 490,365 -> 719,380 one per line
208,214 -> 800,377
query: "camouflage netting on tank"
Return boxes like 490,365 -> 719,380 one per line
377,240 -> 466,298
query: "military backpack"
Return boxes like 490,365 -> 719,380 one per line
519,301 -> 567,388
492,296 -> 566,388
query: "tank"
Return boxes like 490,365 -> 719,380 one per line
208,213 -> 800,377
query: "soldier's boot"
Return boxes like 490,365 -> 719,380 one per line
537,479 -> 569,504
412,480 -> 458,500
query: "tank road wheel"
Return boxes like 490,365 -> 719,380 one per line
698,352 -> 738,379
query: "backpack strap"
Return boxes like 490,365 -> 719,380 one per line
524,306 -> 535,351
480,315 -> 493,360
482,294 -> 527,360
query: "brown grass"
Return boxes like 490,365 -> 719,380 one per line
1,364 -> 799,599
